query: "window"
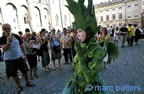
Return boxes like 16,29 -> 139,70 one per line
119,23 -> 122,27
39,0 -> 41,3
127,11 -> 131,18
127,5 -> 131,8
101,16 -> 103,21
64,15 -> 67,26
112,14 -> 115,20
119,7 -> 122,9
96,17 -> 98,22
106,15 -> 109,21
55,14 -> 59,26
44,15 -> 47,19
112,8 -> 115,10
24,14 -> 29,24
119,13 -> 122,19
134,10 -> 138,17
135,4 -> 138,6
53,0 -> 55,4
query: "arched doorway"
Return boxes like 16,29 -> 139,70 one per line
32,7 -> 42,32
4,3 -> 19,33
0,8 -> 3,36
19,5 -> 30,33
42,8 -> 49,30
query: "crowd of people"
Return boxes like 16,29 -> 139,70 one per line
98,24 -> 143,47
0,23 -> 144,94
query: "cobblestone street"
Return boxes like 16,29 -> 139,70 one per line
0,40 -> 144,94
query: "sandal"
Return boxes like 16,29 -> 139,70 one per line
14,86 -> 23,94
34,74 -> 39,78
59,67 -> 63,70
26,82 -> 35,87
30,77 -> 33,80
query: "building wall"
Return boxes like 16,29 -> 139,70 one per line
95,0 -> 141,28
0,0 -> 74,36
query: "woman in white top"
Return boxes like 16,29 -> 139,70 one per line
114,27 -> 120,46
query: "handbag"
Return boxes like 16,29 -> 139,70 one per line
51,37 -> 61,53
32,48 -> 42,56
53,45 -> 61,53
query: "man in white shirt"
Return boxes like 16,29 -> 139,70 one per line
60,28 -> 72,64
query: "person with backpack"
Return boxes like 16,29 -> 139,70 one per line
50,29 -> 62,70
24,33 -> 39,79
0,24 -> 35,94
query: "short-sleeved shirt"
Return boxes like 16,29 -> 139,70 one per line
130,26 -> 135,36
105,35 -> 110,41
60,34 -> 71,49
120,27 -> 128,35
0,34 -> 23,60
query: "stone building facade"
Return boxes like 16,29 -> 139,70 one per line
0,0 -> 73,36
95,0 -> 141,28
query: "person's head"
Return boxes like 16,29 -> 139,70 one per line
77,29 -> 86,42
134,24 -> 137,27
128,24 -> 132,27
101,27 -> 108,36
63,28 -> 67,35
116,27 -> 119,31
123,24 -> 126,27
72,30 -> 77,37
18,31 -> 23,36
51,29 -> 56,35
32,32 -> 37,36
25,28 -> 30,33
2,24 -> 12,36
40,28 -> 46,36
57,29 -> 60,32
25,32 -> 32,41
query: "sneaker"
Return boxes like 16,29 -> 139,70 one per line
18,75 -> 23,79
104,66 -> 108,69
44,68 -> 50,72
121,45 -> 125,48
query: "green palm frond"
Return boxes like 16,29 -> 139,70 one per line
66,0 -> 98,33
104,41 -> 120,64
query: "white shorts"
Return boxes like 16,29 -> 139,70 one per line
113,36 -> 119,40
103,53 -> 108,62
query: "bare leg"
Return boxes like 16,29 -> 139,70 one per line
104,62 -> 108,69
29,68 -> 33,79
33,66 -> 39,77
114,40 -> 116,46
52,60 -> 56,69
23,73 -> 35,87
58,59 -> 62,69
13,75 -> 21,88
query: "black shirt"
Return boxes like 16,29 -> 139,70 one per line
0,34 -> 23,45
120,27 -> 128,35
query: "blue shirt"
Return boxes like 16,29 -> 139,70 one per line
4,36 -> 23,60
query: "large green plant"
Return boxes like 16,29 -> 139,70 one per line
66,0 -> 98,34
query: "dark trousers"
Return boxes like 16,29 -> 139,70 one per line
63,48 -> 72,63
130,36 -> 135,47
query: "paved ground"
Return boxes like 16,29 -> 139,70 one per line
0,40 -> 144,94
